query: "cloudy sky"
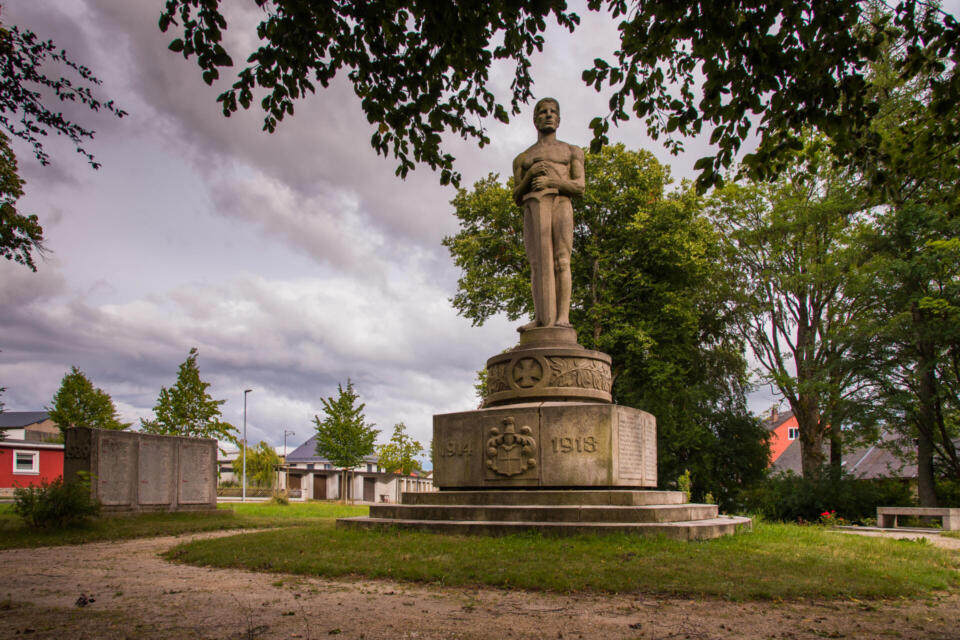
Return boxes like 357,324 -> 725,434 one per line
3,0 -> 875,459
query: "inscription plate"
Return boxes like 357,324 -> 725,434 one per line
139,438 -> 175,505
99,434 -> 136,506
617,408 -> 656,484
179,442 -> 215,504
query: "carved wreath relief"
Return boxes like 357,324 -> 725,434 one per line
486,417 -> 537,476
546,356 -> 612,392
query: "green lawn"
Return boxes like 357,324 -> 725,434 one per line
164,520 -> 960,600
0,502 -> 368,549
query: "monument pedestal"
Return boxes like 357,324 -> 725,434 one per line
338,326 -> 751,539
338,490 -> 751,540
432,402 -> 656,488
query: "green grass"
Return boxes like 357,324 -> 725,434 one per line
942,530 -> 960,539
164,521 -> 960,600
0,502 -> 368,549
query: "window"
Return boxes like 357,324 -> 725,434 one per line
787,427 -> 799,440
13,450 -> 39,474
324,463 -> 332,470
306,463 -> 315,470
367,464 -> 373,472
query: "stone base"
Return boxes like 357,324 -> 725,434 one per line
337,490 -> 752,540
433,402 -> 656,489
484,327 -> 612,405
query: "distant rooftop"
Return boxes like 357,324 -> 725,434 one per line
286,435 -> 378,465
0,411 -> 51,428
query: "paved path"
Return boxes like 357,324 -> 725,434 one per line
0,531 -> 958,639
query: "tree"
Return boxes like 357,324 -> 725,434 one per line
47,366 -> 129,436
140,347 -> 238,443
444,144 -> 769,507
157,1 -> 959,191
841,16 -> 960,506
376,422 -> 424,476
233,440 -> 281,488
708,140 -> 873,480
313,380 -> 379,503
0,14 -> 125,269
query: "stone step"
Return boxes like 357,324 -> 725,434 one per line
402,489 -> 686,507
370,503 -> 718,524
337,515 -> 752,541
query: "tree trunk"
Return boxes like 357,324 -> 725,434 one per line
829,425 -> 842,482
916,353 -> 939,507
794,396 -> 825,480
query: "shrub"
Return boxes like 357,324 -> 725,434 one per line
12,475 -> 101,528
936,477 -> 960,507
268,491 -> 290,506
739,471 -> 914,523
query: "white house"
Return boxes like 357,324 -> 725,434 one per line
285,435 -> 434,502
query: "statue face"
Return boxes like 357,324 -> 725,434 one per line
534,100 -> 560,133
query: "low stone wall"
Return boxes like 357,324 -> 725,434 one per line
64,427 -> 217,513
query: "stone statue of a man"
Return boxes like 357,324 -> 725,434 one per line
512,97 -> 585,332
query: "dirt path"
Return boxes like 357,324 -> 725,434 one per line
1,531 -> 958,640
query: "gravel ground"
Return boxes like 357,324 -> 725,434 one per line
1,530 -> 958,640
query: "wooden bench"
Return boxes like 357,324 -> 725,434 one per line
877,506 -> 959,531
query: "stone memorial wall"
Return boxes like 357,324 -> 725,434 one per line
64,427 -> 217,513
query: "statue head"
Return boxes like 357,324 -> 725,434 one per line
533,97 -> 560,133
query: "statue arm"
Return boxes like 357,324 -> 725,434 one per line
513,154 -> 532,206
554,145 -> 585,198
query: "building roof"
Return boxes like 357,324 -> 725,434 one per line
0,440 -> 64,450
0,411 -> 51,428
286,435 -> 378,465
770,432 -> 917,480
761,408 -> 795,432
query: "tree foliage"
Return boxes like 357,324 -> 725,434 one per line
233,440 -> 280,488
0,15 -> 125,269
140,347 -> 238,442
0,131 -> 42,270
838,18 -> 960,506
376,422 -> 424,476
47,366 -> 129,436
313,379 -> 379,470
157,1 -> 959,191
444,144 -> 769,506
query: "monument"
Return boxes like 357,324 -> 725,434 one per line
64,427 -> 217,513
339,99 -> 750,539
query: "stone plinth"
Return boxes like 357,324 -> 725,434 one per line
484,327 -> 612,406
64,427 -> 217,513
337,490 -> 752,540
433,402 -> 656,489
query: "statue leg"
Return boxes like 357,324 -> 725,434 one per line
553,197 -> 574,327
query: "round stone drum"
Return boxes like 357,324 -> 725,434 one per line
484,346 -> 612,406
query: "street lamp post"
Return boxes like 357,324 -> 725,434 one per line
242,389 -> 252,502
282,429 -> 295,491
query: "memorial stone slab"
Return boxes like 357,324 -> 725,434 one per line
63,427 -> 217,513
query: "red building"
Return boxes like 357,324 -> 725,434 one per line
763,406 -> 799,465
0,441 -> 64,495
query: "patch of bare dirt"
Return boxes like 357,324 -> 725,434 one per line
1,531 -> 958,640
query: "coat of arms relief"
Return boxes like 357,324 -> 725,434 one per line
485,417 -> 537,476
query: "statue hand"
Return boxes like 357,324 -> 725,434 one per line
531,161 -> 550,176
532,176 -> 555,191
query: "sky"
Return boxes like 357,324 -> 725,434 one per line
1,0 -> 883,459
